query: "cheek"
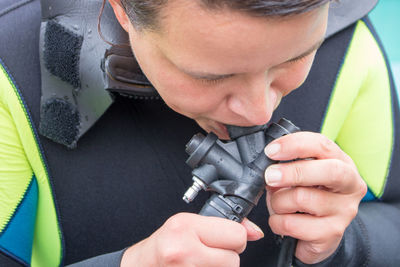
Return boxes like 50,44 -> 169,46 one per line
149,68 -> 226,116
131,46 -> 224,116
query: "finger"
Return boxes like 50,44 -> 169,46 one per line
265,186 -> 276,216
265,159 -> 365,194
269,186 -> 344,216
265,132 -> 353,164
197,247 -> 240,267
194,215 -> 248,253
158,237 -> 240,267
241,218 -> 264,241
163,214 -> 247,254
269,213 -> 347,242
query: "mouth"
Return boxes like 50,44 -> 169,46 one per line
214,120 -> 269,140
212,122 -> 230,140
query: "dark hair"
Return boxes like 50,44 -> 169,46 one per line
120,0 -> 330,31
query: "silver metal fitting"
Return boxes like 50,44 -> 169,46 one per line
183,176 -> 207,203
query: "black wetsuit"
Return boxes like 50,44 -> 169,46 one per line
0,0 -> 399,266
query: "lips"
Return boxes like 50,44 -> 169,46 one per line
211,121 -> 230,140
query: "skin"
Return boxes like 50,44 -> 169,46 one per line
109,0 -> 367,265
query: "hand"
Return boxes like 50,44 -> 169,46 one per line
120,213 -> 264,266
264,132 -> 367,264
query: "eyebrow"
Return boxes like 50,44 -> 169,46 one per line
182,38 -> 325,80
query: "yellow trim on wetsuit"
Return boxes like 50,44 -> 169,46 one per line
321,20 -> 393,198
0,84 -> 32,233
0,62 -> 62,267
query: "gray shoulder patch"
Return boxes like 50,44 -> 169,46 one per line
44,20 -> 83,89
39,0 -> 122,148
326,0 -> 378,38
39,98 -> 80,149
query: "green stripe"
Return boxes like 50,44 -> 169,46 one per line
321,21 -> 393,198
0,61 -> 62,266
0,98 -> 33,232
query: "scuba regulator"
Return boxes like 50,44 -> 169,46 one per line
183,118 -> 300,267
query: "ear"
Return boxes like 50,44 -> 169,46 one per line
108,0 -> 131,32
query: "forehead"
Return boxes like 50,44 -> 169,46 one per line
150,0 -> 329,72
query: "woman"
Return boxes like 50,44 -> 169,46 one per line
0,0 -> 398,266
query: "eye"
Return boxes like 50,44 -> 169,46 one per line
196,74 -> 234,85
199,76 -> 226,84
286,54 -> 309,65
285,51 -> 316,66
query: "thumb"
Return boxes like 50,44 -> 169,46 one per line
241,218 -> 264,241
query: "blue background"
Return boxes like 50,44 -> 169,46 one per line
370,0 -> 400,92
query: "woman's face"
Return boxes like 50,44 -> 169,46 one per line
112,0 -> 329,139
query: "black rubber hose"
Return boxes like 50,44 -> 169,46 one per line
277,236 -> 298,267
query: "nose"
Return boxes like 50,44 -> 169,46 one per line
227,73 -> 271,126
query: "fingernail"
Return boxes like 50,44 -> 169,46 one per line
265,143 -> 280,157
246,220 -> 264,238
265,166 -> 282,185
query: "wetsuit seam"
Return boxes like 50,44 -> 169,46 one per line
355,216 -> 370,266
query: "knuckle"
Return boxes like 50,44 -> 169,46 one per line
304,243 -> 326,257
322,218 -> 345,241
269,196 -> 278,213
345,203 -> 359,219
165,213 -> 187,233
268,215 -> 281,235
160,245 -> 186,264
239,243 -> 247,254
320,136 -> 336,153
281,216 -> 294,234
324,223 -> 346,243
329,222 -> 345,240
308,245 -> 324,256
330,159 -> 345,185
293,164 -> 304,185
293,187 -> 309,210
357,178 -> 368,197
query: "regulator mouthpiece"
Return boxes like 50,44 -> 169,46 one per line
183,118 -> 300,222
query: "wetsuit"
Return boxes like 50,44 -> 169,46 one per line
0,0 -> 399,266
